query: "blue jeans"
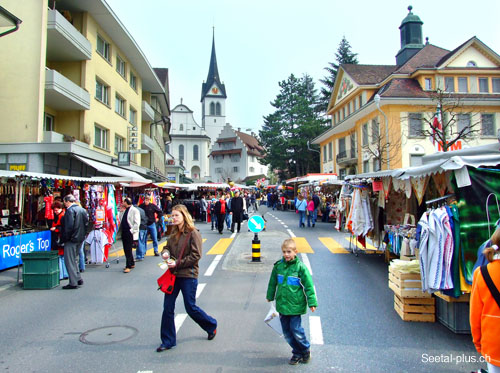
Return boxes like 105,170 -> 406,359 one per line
160,277 -> 217,348
279,314 -> 310,356
59,256 -> 68,279
225,213 -> 232,230
307,212 -> 313,227
298,211 -> 306,227
136,229 -> 147,259
312,209 -> 318,225
79,242 -> 85,271
146,223 -> 159,253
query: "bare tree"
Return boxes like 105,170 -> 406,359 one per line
360,119 -> 402,171
415,88 -> 481,152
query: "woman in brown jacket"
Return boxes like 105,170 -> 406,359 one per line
157,204 -> 217,352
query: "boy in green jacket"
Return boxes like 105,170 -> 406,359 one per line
266,238 -> 318,365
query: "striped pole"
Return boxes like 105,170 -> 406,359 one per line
252,233 -> 261,262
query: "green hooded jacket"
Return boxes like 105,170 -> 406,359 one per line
266,256 -> 318,315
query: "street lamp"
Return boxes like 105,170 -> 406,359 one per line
374,94 -> 390,170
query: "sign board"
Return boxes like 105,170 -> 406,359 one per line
248,215 -> 265,233
0,230 -> 51,270
118,152 -> 130,166
9,164 -> 26,171
130,150 -> 149,154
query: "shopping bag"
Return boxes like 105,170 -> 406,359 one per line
264,304 -> 282,336
157,269 -> 176,294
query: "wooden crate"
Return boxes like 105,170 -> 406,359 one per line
388,266 -> 431,298
394,294 -> 435,322
434,291 -> 470,303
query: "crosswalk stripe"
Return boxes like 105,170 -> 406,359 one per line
206,238 -> 233,255
204,255 -> 223,277
348,236 -> 381,252
292,237 -> 314,253
196,283 -> 206,299
300,253 -> 313,275
175,314 -> 188,333
319,237 -> 349,254
309,316 -> 324,345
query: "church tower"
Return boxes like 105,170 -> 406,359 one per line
201,30 -> 227,146
396,6 -> 424,66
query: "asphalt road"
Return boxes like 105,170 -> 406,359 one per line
0,208 -> 483,372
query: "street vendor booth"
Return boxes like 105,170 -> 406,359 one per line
343,143 -> 500,332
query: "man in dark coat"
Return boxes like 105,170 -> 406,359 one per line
312,192 -> 321,228
230,190 -> 244,233
214,195 -> 226,234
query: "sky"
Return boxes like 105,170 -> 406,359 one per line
106,0 -> 500,133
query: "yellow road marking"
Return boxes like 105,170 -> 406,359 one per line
206,238 -> 233,255
348,236 -> 381,252
318,237 -> 349,254
292,237 -> 314,253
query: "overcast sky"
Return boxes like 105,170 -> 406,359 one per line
106,0 -> 500,133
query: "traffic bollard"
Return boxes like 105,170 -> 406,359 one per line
252,233 -> 261,262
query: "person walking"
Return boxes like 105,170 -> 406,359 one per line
266,238 -> 317,365
230,190 -> 244,233
135,205 -> 148,261
200,195 -> 208,223
306,196 -> 315,228
60,195 -> 88,289
214,194 -> 226,234
119,198 -> 140,273
139,196 -> 163,256
295,196 -> 307,228
225,192 -> 232,231
157,204 -> 217,352
312,192 -> 320,227
470,227 -> 500,372
210,197 -> 218,231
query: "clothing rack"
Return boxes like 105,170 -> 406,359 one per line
425,194 -> 455,205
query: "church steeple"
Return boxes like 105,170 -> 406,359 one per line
395,5 -> 424,65
201,29 -> 227,101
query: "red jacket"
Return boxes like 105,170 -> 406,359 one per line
51,211 -> 65,255
470,260 -> 500,366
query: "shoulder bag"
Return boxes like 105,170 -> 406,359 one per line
157,232 -> 192,294
480,265 -> 500,309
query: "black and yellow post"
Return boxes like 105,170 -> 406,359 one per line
252,233 -> 261,262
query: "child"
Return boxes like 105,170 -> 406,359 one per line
266,238 -> 318,365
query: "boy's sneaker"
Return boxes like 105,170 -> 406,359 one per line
289,355 -> 302,365
301,350 -> 311,364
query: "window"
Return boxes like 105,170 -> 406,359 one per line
371,118 -> 379,143
479,78 -> 489,93
193,145 -> 199,161
115,95 -> 126,117
373,158 -> 380,172
457,114 -> 471,135
353,99 -> 357,111
323,145 -> 327,162
362,123 -> 368,145
467,60 -> 477,67
347,102 -> 351,115
94,125 -> 108,149
95,79 -> 109,105
358,95 -> 363,108
363,160 -> 369,173
425,78 -> 432,90
129,107 -> 137,125
44,113 -> 54,131
233,167 -> 238,173
409,113 -> 423,137
216,102 -> 221,115
249,167 -> 255,172
350,133 -> 356,158
215,155 -> 223,163
339,168 -> 346,180
328,142 -> 333,161
338,137 -> 346,155
130,72 -> 137,90
215,167 -> 223,174
165,144 -> 170,154
231,154 -> 240,162
445,77 -> 455,92
481,114 -> 495,137
178,145 -> 184,161
116,55 -> 126,77
114,135 -> 124,155
96,34 -> 110,61
493,78 -> 500,93
179,124 -> 184,131
342,107 -> 346,119
458,77 -> 468,93
210,102 -> 215,115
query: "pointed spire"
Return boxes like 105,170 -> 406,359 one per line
201,28 -> 227,101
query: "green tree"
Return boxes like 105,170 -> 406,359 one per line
259,74 -> 327,179
318,36 -> 359,114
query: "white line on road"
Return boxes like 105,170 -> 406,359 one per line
283,225 -> 288,228
309,316 -> 324,345
287,229 -> 295,238
230,232 -> 236,238
204,255 -> 223,277
175,314 -> 188,333
300,253 -> 312,275
196,283 -> 206,299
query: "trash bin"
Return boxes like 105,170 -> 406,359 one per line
21,251 -> 60,289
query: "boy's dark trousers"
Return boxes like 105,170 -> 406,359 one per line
279,314 -> 310,356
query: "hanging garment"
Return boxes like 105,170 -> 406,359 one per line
418,213 -> 430,292
85,229 -> 110,264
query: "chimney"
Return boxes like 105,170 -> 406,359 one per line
238,127 -> 241,132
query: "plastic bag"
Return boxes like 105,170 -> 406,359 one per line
264,303 -> 282,336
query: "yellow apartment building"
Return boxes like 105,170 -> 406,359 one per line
0,0 -> 170,181
312,7 -> 500,179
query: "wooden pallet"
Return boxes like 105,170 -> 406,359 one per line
394,294 -> 435,322
388,267 -> 431,298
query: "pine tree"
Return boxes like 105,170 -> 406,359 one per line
318,36 -> 359,114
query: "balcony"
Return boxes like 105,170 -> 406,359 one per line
142,101 -> 155,122
46,9 -> 92,61
141,133 -> 155,151
166,158 -> 184,168
45,68 -> 90,111
336,149 -> 358,166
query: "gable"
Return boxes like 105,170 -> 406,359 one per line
328,69 -> 359,111
440,38 -> 500,69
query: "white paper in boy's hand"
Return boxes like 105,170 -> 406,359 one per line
264,304 -> 283,336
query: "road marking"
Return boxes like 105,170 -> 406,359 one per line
175,314 -> 188,333
309,316 -> 324,345
204,255 -> 223,276
348,236 -> 381,252
293,237 -> 314,253
319,237 -> 349,254
206,238 -> 233,255
287,229 -> 295,238
283,225 -> 288,228
196,283 -> 206,299
300,253 -> 313,275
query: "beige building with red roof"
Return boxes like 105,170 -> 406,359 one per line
312,6 -> 500,179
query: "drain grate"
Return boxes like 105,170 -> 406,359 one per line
79,325 -> 138,345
